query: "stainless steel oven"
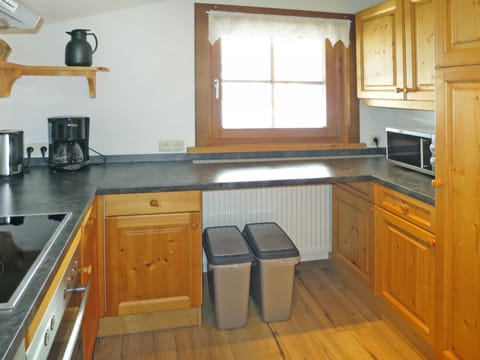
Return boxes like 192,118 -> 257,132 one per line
26,246 -> 91,360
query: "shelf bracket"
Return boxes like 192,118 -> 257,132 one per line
86,70 -> 97,98
0,63 -> 22,97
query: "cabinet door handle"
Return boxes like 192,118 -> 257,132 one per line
149,199 -> 159,207
395,87 -> 415,94
191,222 -> 198,229
431,179 -> 443,188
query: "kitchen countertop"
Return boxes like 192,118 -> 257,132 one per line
0,156 -> 435,359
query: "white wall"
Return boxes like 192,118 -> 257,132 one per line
0,0 -> 432,155
1,0 -> 195,155
359,101 -> 435,147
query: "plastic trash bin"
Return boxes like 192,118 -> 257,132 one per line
203,226 -> 254,329
242,222 -> 300,322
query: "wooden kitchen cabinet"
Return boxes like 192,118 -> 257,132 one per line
332,182 -> 375,290
356,0 -> 434,109
403,0 -> 435,102
434,65 -> 480,359
375,185 -> 436,348
356,0 -> 403,100
434,0 -> 480,67
105,212 -> 201,316
100,191 -> 202,336
79,199 -> 100,360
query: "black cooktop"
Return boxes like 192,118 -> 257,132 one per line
0,213 -> 70,310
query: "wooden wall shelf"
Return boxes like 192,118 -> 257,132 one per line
0,61 -> 109,98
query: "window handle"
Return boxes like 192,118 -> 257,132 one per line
213,78 -> 220,99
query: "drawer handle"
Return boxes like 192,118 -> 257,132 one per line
400,201 -> 409,213
149,199 -> 159,207
414,236 -> 436,248
83,265 -> 92,275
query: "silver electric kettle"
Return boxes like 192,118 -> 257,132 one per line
0,130 -> 24,176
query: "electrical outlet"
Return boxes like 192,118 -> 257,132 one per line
159,139 -> 184,152
24,142 -> 49,158
370,135 -> 380,147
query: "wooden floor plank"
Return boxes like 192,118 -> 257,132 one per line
93,260 -> 427,360
297,266 -> 373,332
153,330 -> 177,360
355,321 -> 426,360
173,322 -> 234,360
329,328 -> 391,360
93,336 -> 123,360
271,273 -> 358,360
225,304 -> 285,359
122,332 -> 156,360
338,324 -> 422,360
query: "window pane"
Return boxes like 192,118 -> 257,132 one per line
221,36 -> 271,81
273,38 -> 325,82
222,82 -> 272,129
274,83 -> 326,128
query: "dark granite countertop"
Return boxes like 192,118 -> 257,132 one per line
0,156 -> 435,359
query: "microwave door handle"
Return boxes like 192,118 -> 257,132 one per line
420,138 -> 425,169
62,280 -> 91,360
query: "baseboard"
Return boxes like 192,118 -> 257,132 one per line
97,307 -> 201,337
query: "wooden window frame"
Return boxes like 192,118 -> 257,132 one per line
193,3 -> 360,153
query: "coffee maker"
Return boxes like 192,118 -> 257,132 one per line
48,116 -> 89,171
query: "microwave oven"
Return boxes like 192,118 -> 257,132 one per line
386,127 -> 435,176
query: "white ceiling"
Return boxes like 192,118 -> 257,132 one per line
22,0 -> 165,23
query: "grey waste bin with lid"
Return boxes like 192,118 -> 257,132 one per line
242,222 -> 300,322
203,226 -> 254,330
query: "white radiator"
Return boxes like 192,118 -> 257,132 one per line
202,185 -> 332,261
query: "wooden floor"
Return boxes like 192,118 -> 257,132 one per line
93,261 -> 426,360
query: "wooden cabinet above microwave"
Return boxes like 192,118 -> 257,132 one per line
356,0 -> 434,110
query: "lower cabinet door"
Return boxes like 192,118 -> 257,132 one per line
105,212 -> 202,317
332,185 -> 375,289
376,207 -> 436,344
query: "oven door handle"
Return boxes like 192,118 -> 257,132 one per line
62,280 -> 91,360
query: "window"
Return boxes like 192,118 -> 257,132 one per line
220,36 -> 326,130
194,4 -> 359,152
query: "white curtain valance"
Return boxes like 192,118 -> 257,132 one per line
208,11 -> 351,48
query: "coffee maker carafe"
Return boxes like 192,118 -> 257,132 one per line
48,117 -> 89,171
